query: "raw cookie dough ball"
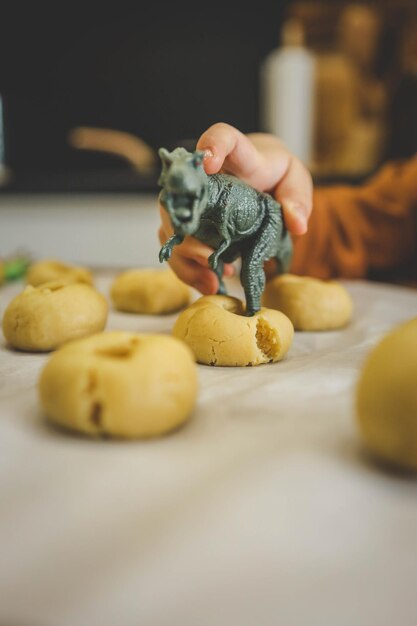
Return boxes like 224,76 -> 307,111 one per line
356,319 -> 417,471
2,280 -> 108,352
173,295 -> 293,366
26,259 -> 93,286
262,274 -> 352,331
111,268 -> 190,315
39,331 -> 197,438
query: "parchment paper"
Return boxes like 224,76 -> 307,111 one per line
0,276 -> 416,626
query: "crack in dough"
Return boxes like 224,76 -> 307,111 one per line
90,401 -> 103,429
85,369 -> 98,393
210,345 -> 217,366
94,336 -> 140,359
255,317 -> 281,361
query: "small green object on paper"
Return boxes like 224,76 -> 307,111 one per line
1,257 -> 30,283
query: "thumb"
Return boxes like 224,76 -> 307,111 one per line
274,156 -> 313,236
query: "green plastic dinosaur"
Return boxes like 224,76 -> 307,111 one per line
159,147 -> 292,316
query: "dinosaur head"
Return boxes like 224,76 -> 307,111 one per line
158,147 -> 208,236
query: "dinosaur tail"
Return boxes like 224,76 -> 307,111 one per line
263,194 -> 293,273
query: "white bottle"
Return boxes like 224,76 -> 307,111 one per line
260,19 -> 315,166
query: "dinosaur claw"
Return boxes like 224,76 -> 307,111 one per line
159,246 -> 171,263
208,253 -> 218,270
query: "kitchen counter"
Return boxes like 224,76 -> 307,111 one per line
0,194 -> 161,268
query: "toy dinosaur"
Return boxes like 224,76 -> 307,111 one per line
158,147 -> 292,316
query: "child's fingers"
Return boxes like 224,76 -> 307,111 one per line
158,227 -> 215,292
198,126 -> 313,236
159,205 -> 215,266
196,125 -> 313,237
197,122 -> 261,180
159,205 -> 235,275
274,156 -> 313,236
264,258 -> 279,279
223,264 -> 235,277
158,224 -> 235,293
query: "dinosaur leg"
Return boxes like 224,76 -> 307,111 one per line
212,244 -> 241,295
240,255 -> 265,316
208,238 -> 231,271
241,213 -> 280,315
213,258 -> 227,295
263,194 -> 293,274
275,232 -> 293,273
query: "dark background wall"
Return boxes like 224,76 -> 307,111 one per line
0,3 -> 287,175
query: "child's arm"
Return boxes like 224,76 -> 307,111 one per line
158,123 -> 313,294
292,155 -> 417,279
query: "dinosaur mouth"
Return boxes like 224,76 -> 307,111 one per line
177,210 -> 192,224
172,194 -> 195,223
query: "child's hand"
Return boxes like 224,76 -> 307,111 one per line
158,122 -> 313,294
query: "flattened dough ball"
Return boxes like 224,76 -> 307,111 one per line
111,268 -> 190,314
26,259 -> 93,286
39,331 -> 197,438
2,280 -> 108,352
356,319 -> 417,471
173,295 -> 293,366
262,274 -> 352,331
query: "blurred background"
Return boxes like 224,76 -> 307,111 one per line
0,0 -> 416,193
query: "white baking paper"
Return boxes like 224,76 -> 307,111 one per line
0,275 -> 416,626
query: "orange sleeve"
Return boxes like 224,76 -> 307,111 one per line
291,155 -> 417,279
